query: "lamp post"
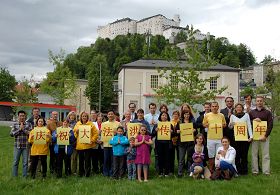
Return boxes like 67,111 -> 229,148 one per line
99,63 -> 102,112
139,82 -> 142,108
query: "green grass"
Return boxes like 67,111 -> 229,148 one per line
0,124 -> 280,195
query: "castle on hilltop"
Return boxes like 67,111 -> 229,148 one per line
97,14 -> 206,41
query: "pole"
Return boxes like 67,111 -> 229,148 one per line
139,82 -> 142,108
99,63 -> 102,112
207,32 -> 210,60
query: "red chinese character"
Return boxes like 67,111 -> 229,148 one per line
35,130 -> 46,140
184,127 -> 193,135
103,127 -> 113,136
236,126 -> 246,136
81,128 -> 90,139
129,126 -> 138,136
214,124 -> 219,134
59,131 -> 69,141
255,124 -> 266,135
160,125 -> 169,136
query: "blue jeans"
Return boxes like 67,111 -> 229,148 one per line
220,161 -> 236,174
12,147 -> 29,177
103,148 -> 113,176
127,161 -> 136,180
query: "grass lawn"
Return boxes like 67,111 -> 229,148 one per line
0,124 -> 280,195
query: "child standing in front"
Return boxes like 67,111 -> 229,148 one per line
126,137 -> 136,180
28,117 -> 51,179
110,126 -> 129,179
135,125 -> 153,182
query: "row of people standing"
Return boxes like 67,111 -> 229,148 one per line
10,95 -> 273,180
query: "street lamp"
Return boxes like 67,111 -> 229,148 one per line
99,63 -> 102,112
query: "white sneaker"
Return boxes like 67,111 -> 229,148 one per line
201,174 -> 205,179
189,172 -> 193,177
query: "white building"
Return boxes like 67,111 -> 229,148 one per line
97,14 -> 208,42
118,59 -> 240,116
136,14 -> 180,36
97,18 -> 137,39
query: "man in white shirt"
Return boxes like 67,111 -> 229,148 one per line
144,103 -> 159,133
244,95 -> 256,113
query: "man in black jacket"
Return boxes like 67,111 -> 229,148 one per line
220,97 -> 235,146
196,102 -> 211,141
26,107 -> 43,128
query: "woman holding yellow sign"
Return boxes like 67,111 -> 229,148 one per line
152,112 -> 174,177
228,103 -> 252,175
28,117 -> 51,179
176,110 -> 197,178
73,112 -> 98,177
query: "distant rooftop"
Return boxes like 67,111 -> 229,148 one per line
110,17 -> 135,25
137,14 -> 175,23
121,59 -> 240,72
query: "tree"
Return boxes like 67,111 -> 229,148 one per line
155,28 -> 228,107
264,68 -> 280,117
85,54 -> 114,111
40,50 -> 77,105
260,55 -> 276,65
0,67 -> 16,101
14,76 -> 38,103
174,30 -> 188,44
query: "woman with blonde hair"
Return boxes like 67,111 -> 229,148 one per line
73,111 -> 98,177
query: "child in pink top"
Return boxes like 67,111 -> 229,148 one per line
135,124 -> 153,182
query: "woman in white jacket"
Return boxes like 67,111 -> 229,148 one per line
212,137 -> 237,180
228,103 -> 253,175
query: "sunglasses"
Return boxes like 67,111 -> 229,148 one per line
140,129 -> 146,131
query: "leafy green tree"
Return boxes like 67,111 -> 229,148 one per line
261,55 -> 276,65
238,43 -> 256,67
240,86 -> 255,98
174,30 -> 188,44
0,67 -> 16,101
85,54 -> 113,111
14,76 -> 38,103
155,28 -> 227,106
40,50 -> 77,105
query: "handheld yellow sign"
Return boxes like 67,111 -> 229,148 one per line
78,125 -> 91,144
57,127 -> 70,145
34,127 -> 47,144
180,123 -> 194,142
208,120 -> 223,140
234,122 -> 248,141
157,122 -> 171,141
127,123 -> 141,139
253,121 -> 267,140
101,122 -> 115,147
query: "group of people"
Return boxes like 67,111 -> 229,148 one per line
10,95 -> 273,181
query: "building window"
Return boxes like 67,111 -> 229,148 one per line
171,76 -> 178,89
210,77 -> 217,90
150,75 -> 158,89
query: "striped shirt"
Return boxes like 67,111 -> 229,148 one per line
10,122 -> 32,148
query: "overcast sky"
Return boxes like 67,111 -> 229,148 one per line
0,0 -> 279,81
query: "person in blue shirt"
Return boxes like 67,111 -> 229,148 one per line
52,119 -> 76,178
110,126 -> 129,179
144,103 -> 159,133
